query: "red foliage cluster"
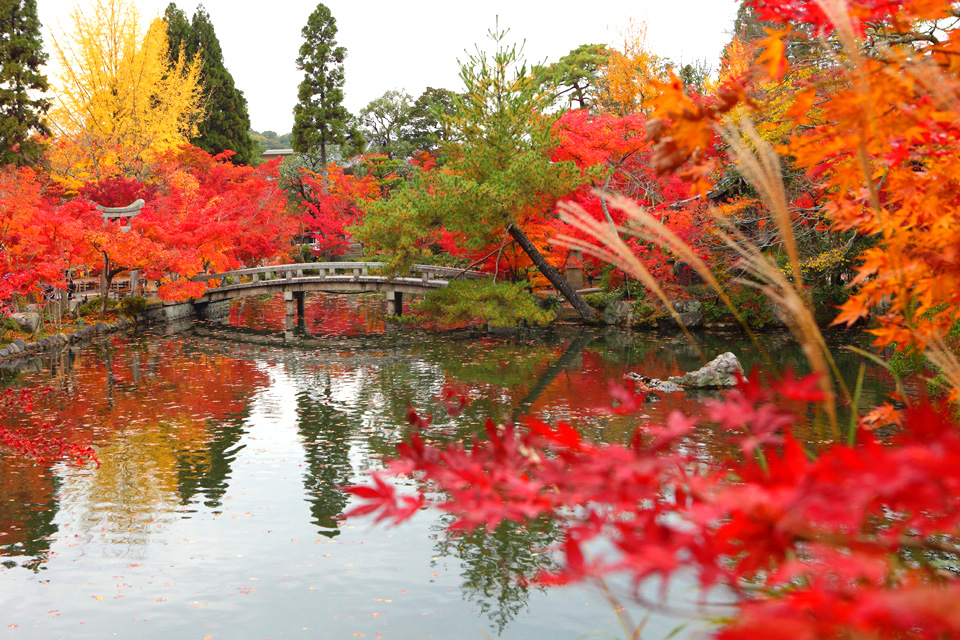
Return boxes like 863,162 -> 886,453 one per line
0,167 -> 100,308
297,164 -> 380,257
745,0 -> 950,32
348,374 -> 960,638
0,389 -> 99,467
78,176 -> 157,208
0,146 -> 295,308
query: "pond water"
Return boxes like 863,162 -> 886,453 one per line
0,294 -> 900,639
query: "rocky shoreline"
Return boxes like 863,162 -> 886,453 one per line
0,316 -> 137,362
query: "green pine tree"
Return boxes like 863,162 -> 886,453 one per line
163,3 -> 191,61
0,0 -> 49,166
165,3 -> 254,165
532,44 -> 608,111
292,3 -> 350,185
357,27 -> 597,321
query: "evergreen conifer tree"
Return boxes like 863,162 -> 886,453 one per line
292,3 -> 349,185
164,3 -> 254,164
0,0 -> 49,166
163,3 -> 191,61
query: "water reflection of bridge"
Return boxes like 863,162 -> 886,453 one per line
192,262 -> 488,326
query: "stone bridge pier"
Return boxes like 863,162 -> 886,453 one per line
385,291 -> 403,316
284,291 -> 306,329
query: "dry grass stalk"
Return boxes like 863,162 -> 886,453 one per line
556,193 -> 777,370
553,197 -> 705,361
717,117 -> 849,431
924,338 -> 960,403
717,120 -> 802,291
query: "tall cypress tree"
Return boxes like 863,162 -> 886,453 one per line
292,3 -> 349,181
164,3 -> 254,165
163,3 -> 191,61
0,0 -> 49,166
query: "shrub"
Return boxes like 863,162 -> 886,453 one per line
416,281 -> 554,328
630,299 -> 665,328
77,297 -> 118,317
583,292 -> 612,311
119,296 -> 147,317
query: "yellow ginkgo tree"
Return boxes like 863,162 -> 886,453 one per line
596,18 -> 669,116
47,0 -> 204,190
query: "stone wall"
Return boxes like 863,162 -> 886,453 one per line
142,300 -> 197,323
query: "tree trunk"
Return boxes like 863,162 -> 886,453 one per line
320,142 -> 329,195
101,253 -> 111,313
512,331 -> 592,420
508,225 -> 598,322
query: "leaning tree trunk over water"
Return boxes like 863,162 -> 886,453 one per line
508,225 -> 598,322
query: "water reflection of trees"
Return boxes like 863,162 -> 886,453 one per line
433,517 -> 562,635
0,321 -> 901,618
0,457 -> 59,571
295,376 -> 354,537
229,293 -> 387,337
0,333 -> 269,562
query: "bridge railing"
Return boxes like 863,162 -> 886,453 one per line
192,262 -> 488,289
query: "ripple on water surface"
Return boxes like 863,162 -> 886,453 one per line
0,309 -> 899,639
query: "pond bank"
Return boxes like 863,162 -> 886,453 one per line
0,297 -> 223,366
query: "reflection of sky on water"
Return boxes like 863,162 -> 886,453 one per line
0,319 -> 898,638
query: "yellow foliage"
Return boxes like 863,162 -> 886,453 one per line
719,35 -> 754,87
48,0 -> 204,188
597,18 -> 668,115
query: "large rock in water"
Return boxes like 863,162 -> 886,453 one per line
9,312 -> 40,334
669,352 -> 744,388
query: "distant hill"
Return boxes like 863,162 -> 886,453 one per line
250,129 -> 292,151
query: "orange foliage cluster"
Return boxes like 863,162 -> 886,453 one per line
647,0 -> 960,350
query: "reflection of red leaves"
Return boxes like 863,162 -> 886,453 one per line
0,389 -> 100,467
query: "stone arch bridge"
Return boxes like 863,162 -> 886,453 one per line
191,262 -> 488,326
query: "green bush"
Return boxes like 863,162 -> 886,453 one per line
888,346 -> 926,378
702,298 -> 734,324
812,283 -> 850,324
77,297 -> 118,317
119,296 -> 148,317
697,284 -> 775,329
416,281 -> 554,327
583,292 -> 613,311
729,285 -> 775,329
537,294 -> 563,313
631,299 -> 665,328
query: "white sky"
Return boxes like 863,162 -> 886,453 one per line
37,0 -> 741,134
